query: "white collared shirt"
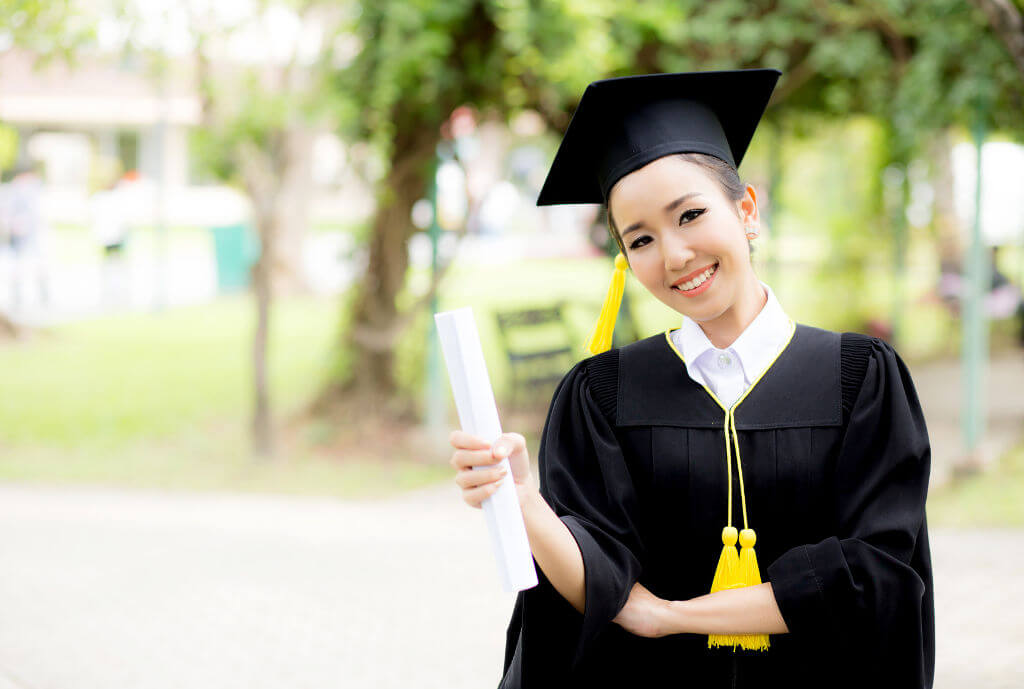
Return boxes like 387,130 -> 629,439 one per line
669,281 -> 794,409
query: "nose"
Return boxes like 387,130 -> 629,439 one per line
662,232 -> 696,272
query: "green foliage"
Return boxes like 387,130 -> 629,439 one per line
0,123 -> 18,172
334,0 -> 1023,215
0,0 -> 95,58
333,0 -> 676,161
628,0 -> 1023,142
189,80 -> 314,186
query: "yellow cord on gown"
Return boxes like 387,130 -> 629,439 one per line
707,408 -> 770,652
662,320 -> 795,653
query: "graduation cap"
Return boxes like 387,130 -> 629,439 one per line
535,68 -> 781,355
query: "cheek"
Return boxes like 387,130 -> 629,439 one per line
630,259 -> 663,291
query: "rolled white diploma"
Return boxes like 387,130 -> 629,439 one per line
435,306 -> 538,592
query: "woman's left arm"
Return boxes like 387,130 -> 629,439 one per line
669,582 -> 789,634
613,582 -> 788,638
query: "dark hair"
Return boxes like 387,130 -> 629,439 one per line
606,152 -> 751,263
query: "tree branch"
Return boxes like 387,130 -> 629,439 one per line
971,0 -> 1024,77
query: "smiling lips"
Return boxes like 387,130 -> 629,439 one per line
672,263 -> 719,294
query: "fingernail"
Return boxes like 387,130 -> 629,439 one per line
494,444 -> 508,457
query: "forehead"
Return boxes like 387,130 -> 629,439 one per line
608,156 -> 719,217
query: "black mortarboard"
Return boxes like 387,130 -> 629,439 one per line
536,68 -> 782,206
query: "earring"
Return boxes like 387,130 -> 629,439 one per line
745,224 -> 759,239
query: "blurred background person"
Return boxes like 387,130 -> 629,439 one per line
90,172 -> 132,308
0,162 -> 50,316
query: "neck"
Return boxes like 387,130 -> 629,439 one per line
698,272 -> 767,349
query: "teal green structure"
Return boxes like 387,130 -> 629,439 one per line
209,224 -> 260,293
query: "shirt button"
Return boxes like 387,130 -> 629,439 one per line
717,352 -> 732,369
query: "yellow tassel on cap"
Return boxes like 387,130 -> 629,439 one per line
583,253 -> 628,356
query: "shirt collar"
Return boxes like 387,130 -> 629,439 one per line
677,281 -> 792,382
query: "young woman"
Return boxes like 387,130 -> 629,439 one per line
448,69 -> 934,689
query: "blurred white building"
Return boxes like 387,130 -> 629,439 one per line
0,49 -> 372,229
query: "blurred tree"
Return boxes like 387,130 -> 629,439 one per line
973,0 -> 1024,76
322,1 -> 646,420
118,1 -> 347,457
0,0 -> 94,61
329,0 -> 1024,425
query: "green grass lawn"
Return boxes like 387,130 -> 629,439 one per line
0,294 -> 331,447
0,293 -> 451,497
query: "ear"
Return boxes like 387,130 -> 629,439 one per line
738,184 -> 759,228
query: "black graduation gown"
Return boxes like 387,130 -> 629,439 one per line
498,323 -> 934,689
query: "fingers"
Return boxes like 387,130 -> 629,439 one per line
455,464 -> 507,490
449,430 -> 490,450
491,432 -> 526,459
449,429 -> 518,510
461,474 -> 506,509
449,447 -> 500,471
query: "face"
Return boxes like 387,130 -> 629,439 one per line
608,155 -> 759,324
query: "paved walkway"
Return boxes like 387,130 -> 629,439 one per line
0,483 -> 1021,689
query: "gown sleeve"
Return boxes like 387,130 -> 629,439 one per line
499,355 -> 647,687
765,336 -> 934,688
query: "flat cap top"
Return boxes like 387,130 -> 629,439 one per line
536,68 -> 782,206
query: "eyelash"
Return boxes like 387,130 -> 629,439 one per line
627,208 -> 706,250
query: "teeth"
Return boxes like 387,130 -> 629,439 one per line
677,265 -> 717,292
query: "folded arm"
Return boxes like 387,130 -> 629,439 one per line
613,581 -> 789,638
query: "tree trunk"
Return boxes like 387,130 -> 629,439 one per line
238,126 -> 315,458
252,243 -> 274,458
330,127 -> 439,418
0,311 -> 20,340
271,128 -> 315,296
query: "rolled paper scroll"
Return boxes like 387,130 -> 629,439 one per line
435,306 -> 538,592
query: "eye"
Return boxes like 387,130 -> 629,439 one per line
679,208 -> 706,225
628,235 -> 651,250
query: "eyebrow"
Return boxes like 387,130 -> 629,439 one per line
620,192 -> 704,237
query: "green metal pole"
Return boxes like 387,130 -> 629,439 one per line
961,113 -> 989,462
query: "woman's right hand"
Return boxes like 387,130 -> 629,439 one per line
449,430 -> 533,509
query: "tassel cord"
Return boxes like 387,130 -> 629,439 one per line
708,405 -> 770,652
730,411 -> 749,531
724,409 -> 733,528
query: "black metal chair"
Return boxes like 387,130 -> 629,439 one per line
494,302 -> 578,412
494,293 -> 642,411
